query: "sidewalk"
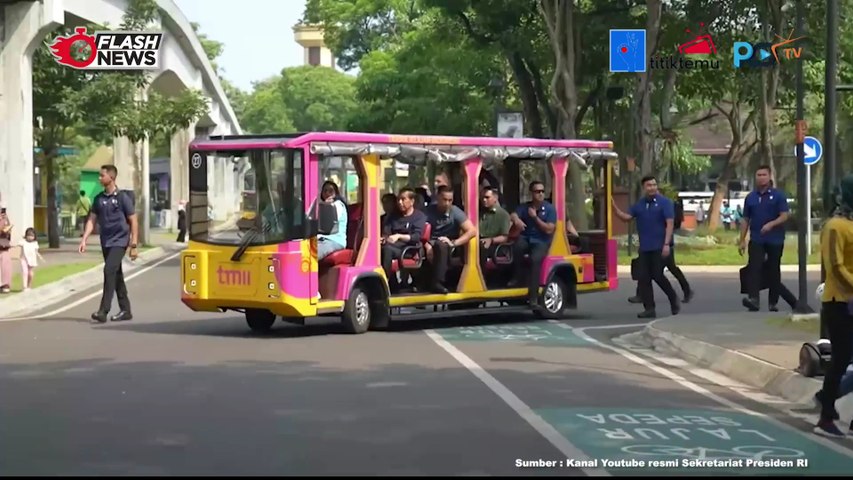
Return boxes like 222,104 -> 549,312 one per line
624,312 -> 824,405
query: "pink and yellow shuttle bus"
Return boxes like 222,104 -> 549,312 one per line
181,132 -> 619,333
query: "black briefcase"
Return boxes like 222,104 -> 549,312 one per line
631,257 -> 640,281
739,264 -> 773,294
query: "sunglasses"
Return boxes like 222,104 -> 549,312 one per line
532,189 -> 545,194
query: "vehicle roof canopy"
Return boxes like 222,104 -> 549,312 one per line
190,131 -> 618,169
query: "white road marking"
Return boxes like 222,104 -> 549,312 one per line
0,252 -> 181,323
573,325 -> 853,458
423,330 -> 610,476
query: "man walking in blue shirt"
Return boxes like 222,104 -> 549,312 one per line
507,181 -> 557,307
613,175 -> 681,318
739,165 -> 790,312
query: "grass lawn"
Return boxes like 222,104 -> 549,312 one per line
617,227 -> 822,266
9,261 -> 100,292
767,315 -> 820,336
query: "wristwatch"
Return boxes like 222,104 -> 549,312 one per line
130,243 -> 137,248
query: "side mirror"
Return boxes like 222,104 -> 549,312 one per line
317,202 -> 338,235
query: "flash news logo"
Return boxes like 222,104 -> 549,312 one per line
49,27 -> 162,70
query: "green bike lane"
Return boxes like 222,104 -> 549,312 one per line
425,320 -> 853,476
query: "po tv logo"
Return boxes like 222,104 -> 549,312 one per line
733,30 -> 806,68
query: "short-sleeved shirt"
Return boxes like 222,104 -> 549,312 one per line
743,188 -> 789,245
515,201 -> 557,245
92,189 -> 135,248
426,204 -> 467,240
480,205 -> 510,239
630,194 -> 674,252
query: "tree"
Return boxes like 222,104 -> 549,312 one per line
279,66 -> 359,132
351,11 -> 500,136
241,78 -> 295,134
33,0 -> 209,246
32,0 -> 160,248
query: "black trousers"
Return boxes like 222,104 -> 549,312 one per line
747,241 -> 784,304
635,248 -> 691,297
99,246 -> 131,314
511,238 -> 550,302
428,240 -> 452,285
176,228 -> 187,242
820,301 -> 853,421
637,250 -> 678,311
381,242 -> 407,290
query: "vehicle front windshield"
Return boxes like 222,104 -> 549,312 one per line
189,148 -> 305,245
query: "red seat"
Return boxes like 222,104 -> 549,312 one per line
320,203 -> 363,268
390,223 -> 431,273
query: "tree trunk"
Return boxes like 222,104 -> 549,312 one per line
132,140 -> 147,244
539,0 -> 585,229
45,153 -> 61,248
708,142 -> 757,231
633,0 -> 662,176
507,51 -> 544,138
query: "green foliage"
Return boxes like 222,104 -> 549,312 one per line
31,0 -> 210,246
58,136 -> 100,208
241,78 -> 295,134
239,66 -> 357,134
662,137 -> 711,177
352,11 -> 500,135
111,90 -> 209,143
302,0 -> 421,71
280,66 -> 358,131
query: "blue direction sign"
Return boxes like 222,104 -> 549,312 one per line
794,136 -> 823,165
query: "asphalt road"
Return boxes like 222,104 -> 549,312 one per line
2,256 -> 850,476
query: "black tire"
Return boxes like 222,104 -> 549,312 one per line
342,286 -> 371,334
246,309 -> 276,333
535,277 -> 572,319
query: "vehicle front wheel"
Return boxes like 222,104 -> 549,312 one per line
246,308 -> 276,333
342,286 -> 371,334
535,278 -> 572,319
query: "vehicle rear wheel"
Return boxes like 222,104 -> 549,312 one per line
246,308 -> 276,332
535,278 -> 571,319
342,286 -> 371,334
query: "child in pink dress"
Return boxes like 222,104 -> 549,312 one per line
20,228 -> 44,290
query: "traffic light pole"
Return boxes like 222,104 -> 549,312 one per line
794,0 -> 811,314
819,0 -> 839,336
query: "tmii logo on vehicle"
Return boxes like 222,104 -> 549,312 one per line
217,266 -> 251,286
48,27 -> 162,70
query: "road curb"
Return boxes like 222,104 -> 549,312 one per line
615,264 -> 820,274
628,320 -> 821,405
0,246 -> 175,319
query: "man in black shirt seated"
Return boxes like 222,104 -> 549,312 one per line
381,187 -> 427,293
424,186 -> 477,293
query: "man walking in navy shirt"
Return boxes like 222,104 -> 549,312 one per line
739,165 -> 790,311
613,175 -> 681,318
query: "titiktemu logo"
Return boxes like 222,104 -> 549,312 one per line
650,22 -> 721,70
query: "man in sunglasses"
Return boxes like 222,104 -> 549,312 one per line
508,181 -> 557,307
